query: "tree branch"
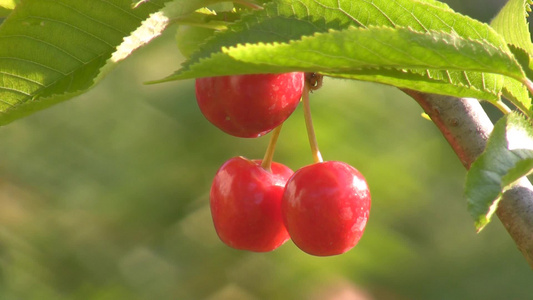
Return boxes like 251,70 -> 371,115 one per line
403,90 -> 533,269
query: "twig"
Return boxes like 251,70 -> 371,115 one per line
403,90 -> 533,269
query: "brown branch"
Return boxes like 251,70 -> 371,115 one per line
403,90 -> 533,269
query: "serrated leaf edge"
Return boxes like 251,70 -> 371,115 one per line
222,26 -> 523,80
467,112 -> 533,232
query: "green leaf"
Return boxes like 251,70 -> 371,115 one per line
98,0 -> 218,80
330,68 -> 503,101
157,0 -> 517,101
412,0 -> 452,11
0,0 -> 214,126
176,25 -> 217,58
173,8 -> 237,58
165,0 -> 510,77
490,0 -> 533,115
182,0 -> 510,70
465,112 -> 533,232
158,24 -> 519,101
491,0 -> 533,59
0,8 -> 11,18
502,76 -> 532,113
0,0 -> 18,10
225,27 -> 523,79
501,46 -> 533,114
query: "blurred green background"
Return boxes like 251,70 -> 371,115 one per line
1,1 -> 532,299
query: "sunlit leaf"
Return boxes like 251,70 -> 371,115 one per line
465,112 -> 533,232
156,0 -> 516,101
0,0 -> 18,10
491,0 -> 533,59
0,0 -> 216,126
491,0 -> 533,115
330,68 -> 503,101
157,25 -> 519,101
225,27 -> 523,79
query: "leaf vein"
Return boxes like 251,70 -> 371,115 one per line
0,87 -> 31,98
96,0 -> 143,21
0,57 -> 65,75
0,99 -> 15,107
0,71 -> 45,87
52,1 -> 132,36
0,35 -> 86,64
29,17 -> 117,47
462,71 -> 473,88
364,0 -> 396,27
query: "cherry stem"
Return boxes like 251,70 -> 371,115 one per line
261,124 -> 283,172
303,75 -> 323,164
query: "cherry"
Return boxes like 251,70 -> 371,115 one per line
210,156 -> 293,252
195,72 -> 305,138
282,161 -> 371,256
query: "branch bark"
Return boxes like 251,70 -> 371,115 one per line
403,90 -> 533,269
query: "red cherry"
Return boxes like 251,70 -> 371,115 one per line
210,156 -> 293,252
282,161 -> 371,256
195,73 -> 304,138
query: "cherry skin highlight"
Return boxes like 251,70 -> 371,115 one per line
210,156 -> 293,252
195,72 -> 304,138
282,161 -> 371,256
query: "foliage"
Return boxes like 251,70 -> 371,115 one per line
0,43 -> 532,298
2,0 -> 533,295
465,112 -> 533,231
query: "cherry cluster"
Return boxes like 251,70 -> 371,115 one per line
195,72 -> 371,256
